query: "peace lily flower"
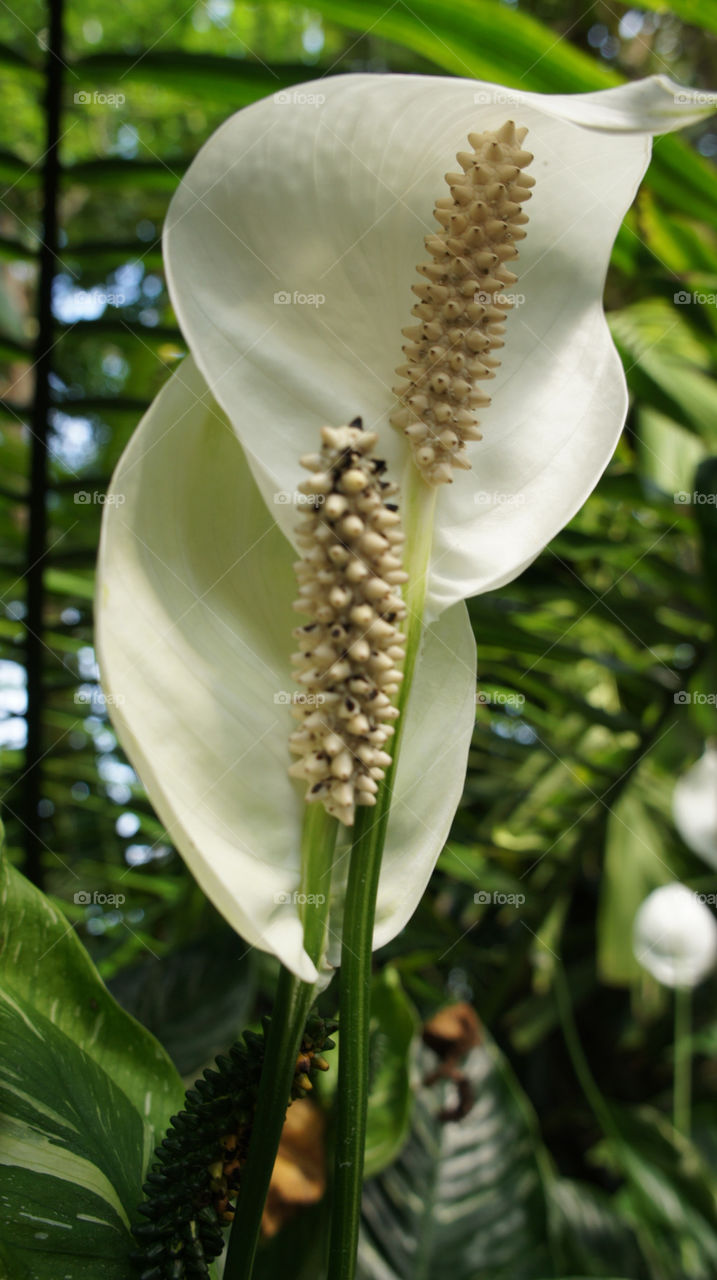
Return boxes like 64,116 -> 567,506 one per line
162,72 -> 712,616
97,72 -> 712,984
633,884 -> 717,988
96,361 -> 476,983
672,743 -> 717,870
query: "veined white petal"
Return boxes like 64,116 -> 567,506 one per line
164,72 -> 713,616
96,355 -> 314,981
97,357 -> 475,977
517,74 -> 717,132
673,745 -> 717,870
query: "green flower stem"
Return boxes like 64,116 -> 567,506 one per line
224,804 -> 337,1280
327,468 -> 437,1280
553,959 -> 619,1143
673,985 -> 692,1137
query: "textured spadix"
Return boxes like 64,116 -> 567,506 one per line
96,357 -> 476,982
164,73 -> 716,618
392,120 -> 534,483
289,421 -> 407,826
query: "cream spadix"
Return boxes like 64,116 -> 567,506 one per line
289,420 -> 407,826
392,120 -> 534,484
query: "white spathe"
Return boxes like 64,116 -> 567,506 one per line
163,72 -> 715,618
673,744 -> 717,870
633,883 -> 717,989
96,356 -> 476,982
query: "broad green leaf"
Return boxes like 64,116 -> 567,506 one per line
610,301 -> 717,446
303,0 -> 618,92
597,789 -> 673,986
358,1035 -> 553,1280
72,52 -> 316,102
548,1177 -> 648,1279
598,1106 -> 717,1280
363,966 -> 418,1179
637,406 -> 706,497
0,852 -> 184,1275
0,989 -> 140,1277
0,851 -> 183,1156
109,918 -> 257,1075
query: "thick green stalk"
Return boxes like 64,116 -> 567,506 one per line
673,985 -> 692,1137
327,468 -> 437,1280
223,804 -> 337,1280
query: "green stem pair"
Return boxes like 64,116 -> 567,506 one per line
223,804 -> 337,1280
226,468 -> 437,1280
328,470 -> 437,1280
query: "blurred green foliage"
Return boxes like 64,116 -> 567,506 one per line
1,2 -> 717,1278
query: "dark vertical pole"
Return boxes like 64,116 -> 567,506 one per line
24,0 -> 63,885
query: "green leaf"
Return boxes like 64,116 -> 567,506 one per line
548,1177 -> 649,1278
637,406 -> 706,497
109,918 -> 257,1075
306,0 -> 617,92
0,988 -> 140,1277
598,1106 -> 717,1279
0,852 -> 183,1150
636,0 -> 717,37
610,301 -> 717,447
71,52 -> 318,102
358,1035 -> 553,1279
364,966 -> 418,1179
0,850 -> 184,1275
597,789 -> 674,986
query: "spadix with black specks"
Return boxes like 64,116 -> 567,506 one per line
288,421 -> 407,825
